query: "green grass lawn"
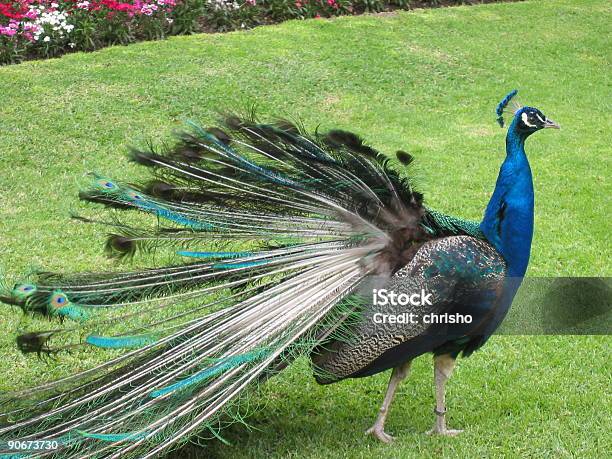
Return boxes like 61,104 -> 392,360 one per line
0,0 -> 610,457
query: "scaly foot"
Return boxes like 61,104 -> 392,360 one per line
366,425 -> 395,443
426,427 -> 464,436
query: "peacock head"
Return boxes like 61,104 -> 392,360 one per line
513,106 -> 560,135
496,90 -> 559,136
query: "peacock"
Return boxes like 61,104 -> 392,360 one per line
0,90 -> 559,457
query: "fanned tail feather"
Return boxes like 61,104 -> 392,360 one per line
0,114 -> 468,458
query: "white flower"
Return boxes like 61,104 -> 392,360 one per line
43,36 -> 51,42
207,0 -> 239,10
69,42 -> 76,48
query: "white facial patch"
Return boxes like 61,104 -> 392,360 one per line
521,112 -> 537,128
535,113 -> 545,123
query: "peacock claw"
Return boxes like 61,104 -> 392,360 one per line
366,426 -> 395,443
426,427 -> 464,436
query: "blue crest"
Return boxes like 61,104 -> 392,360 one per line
495,89 -> 518,128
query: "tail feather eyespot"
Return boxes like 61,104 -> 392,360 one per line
49,291 -> 70,309
95,178 -> 119,192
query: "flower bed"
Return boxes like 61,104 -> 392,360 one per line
0,0 -> 179,63
0,1 -> 510,64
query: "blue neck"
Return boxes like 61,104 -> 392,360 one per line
480,119 -> 534,277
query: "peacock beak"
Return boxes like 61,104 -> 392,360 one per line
544,118 -> 560,129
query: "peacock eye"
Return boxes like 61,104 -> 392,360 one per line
14,283 -> 36,296
97,179 -> 118,191
50,293 -> 69,308
521,112 -> 538,128
128,191 -> 144,201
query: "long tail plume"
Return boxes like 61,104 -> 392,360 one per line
0,114 -> 431,458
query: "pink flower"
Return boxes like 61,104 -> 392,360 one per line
23,22 -> 40,34
0,26 -> 17,37
140,3 -> 158,15
246,0 -> 256,5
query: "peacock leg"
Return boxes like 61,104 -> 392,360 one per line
365,360 -> 412,443
427,354 -> 463,436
